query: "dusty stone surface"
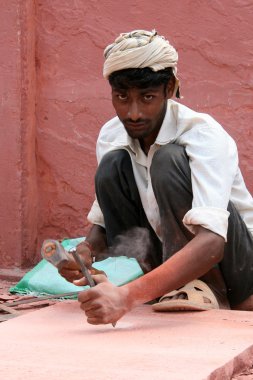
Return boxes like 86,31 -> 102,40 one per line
0,303 -> 252,379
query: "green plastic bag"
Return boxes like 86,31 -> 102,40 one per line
10,238 -> 144,296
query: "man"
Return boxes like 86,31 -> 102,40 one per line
59,30 -> 253,325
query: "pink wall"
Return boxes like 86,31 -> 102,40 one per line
1,0 -> 253,267
0,0 -> 37,267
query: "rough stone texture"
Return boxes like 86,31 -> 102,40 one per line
0,303 -> 253,379
0,0 -> 253,266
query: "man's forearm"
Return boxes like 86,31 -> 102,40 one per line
122,227 -> 225,309
85,224 -> 108,260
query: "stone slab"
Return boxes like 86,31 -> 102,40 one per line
0,302 -> 252,380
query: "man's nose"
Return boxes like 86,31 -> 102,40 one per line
128,101 -> 142,121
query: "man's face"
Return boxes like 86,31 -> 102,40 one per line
111,84 -> 172,142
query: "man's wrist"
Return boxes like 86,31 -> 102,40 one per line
77,240 -> 96,263
120,284 -> 137,311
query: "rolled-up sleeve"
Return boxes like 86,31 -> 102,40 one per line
87,197 -> 105,227
180,120 -> 238,240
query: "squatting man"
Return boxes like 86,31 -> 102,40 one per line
59,30 -> 253,324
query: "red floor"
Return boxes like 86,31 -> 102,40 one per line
0,301 -> 252,379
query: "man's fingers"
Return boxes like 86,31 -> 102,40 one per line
78,288 -> 92,303
58,268 -> 82,282
86,317 -> 108,325
61,254 -> 79,269
73,277 -> 88,286
77,281 -> 127,325
74,273 -> 108,287
86,317 -> 101,325
90,268 -> 107,276
91,274 -> 108,284
80,301 -> 100,313
59,268 -> 80,277
75,244 -> 93,267
85,306 -> 112,325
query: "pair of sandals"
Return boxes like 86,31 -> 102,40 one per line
152,280 -> 219,312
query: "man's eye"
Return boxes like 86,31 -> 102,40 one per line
143,95 -> 154,101
118,94 -> 127,100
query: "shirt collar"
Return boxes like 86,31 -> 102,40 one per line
155,99 -> 177,145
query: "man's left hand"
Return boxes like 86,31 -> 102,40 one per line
75,274 -> 130,325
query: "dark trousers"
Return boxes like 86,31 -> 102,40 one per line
95,144 -> 253,306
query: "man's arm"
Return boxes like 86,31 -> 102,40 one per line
77,226 -> 224,325
124,226 -> 224,305
83,224 -> 108,261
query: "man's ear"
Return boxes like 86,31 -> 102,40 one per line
165,77 -> 176,99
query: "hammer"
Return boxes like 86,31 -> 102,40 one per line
41,240 -> 116,327
41,240 -> 95,287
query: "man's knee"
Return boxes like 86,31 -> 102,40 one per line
95,149 -> 131,186
150,144 -> 190,186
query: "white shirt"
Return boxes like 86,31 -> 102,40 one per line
88,100 -> 253,241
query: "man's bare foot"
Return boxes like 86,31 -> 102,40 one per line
205,283 -> 230,309
200,268 -> 230,309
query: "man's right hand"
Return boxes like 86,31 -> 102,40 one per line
58,242 -> 93,283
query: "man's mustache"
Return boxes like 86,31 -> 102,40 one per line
123,119 -> 147,124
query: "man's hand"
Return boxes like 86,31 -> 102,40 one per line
75,275 -> 131,325
58,242 -> 93,283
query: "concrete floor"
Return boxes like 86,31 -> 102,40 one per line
0,301 -> 253,379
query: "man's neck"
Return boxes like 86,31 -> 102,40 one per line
138,139 -> 150,155
138,129 -> 160,155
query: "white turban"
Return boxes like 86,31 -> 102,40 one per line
103,30 -> 180,97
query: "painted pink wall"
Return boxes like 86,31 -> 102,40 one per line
1,0 -> 253,267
